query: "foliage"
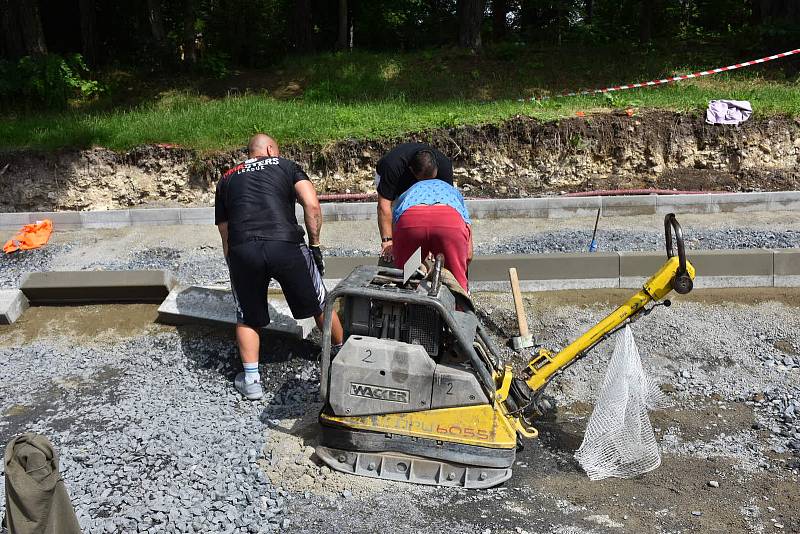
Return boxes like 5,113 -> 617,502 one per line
0,54 -> 103,109
2,45 -> 799,152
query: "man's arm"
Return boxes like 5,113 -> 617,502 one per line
466,224 -> 473,265
377,193 -> 394,258
217,222 -> 229,258
295,180 -> 322,245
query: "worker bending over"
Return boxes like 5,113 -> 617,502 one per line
392,174 -> 473,291
215,134 -> 344,400
374,143 -> 453,262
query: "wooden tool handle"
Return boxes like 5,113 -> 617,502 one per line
508,267 -> 530,337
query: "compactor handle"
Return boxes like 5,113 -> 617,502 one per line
664,213 -> 693,294
428,253 -> 444,296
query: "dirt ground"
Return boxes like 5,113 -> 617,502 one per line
2,111 -> 799,212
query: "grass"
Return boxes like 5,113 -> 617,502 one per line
2,43 -> 799,152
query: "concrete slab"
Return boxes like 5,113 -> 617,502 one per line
774,249 -> 800,287
130,208 -> 181,226
468,252 -> 619,282
20,270 -> 177,304
315,202 -> 377,222
547,196 -> 602,219
179,208 -> 215,225
0,289 -> 29,325
688,249 -> 773,277
80,210 -> 132,229
467,198 -> 549,220
768,191 -> 800,212
600,195 -> 657,217
157,285 -> 315,338
30,211 -> 83,229
326,256 -> 379,278
472,278 -> 619,292
0,212 -> 32,230
711,192 -> 772,213
656,194 -> 713,215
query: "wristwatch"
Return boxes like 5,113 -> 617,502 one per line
381,237 -> 393,243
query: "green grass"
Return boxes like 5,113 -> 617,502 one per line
2,44 -> 799,152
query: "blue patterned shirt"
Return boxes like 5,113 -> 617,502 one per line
392,180 -> 472,225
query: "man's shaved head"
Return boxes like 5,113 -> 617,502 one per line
248,134 -> 279,157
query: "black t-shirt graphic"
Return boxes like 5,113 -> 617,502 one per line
375,142 -> 453,201
215,156 -> 310,246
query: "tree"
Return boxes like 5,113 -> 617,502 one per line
183,0 -> 197,65
458,0 -> 485,51
492,0 -> 508,40
336,0 -> 350,51
78,0 -> 97,64
639,0 -> 652,43
146,0 -> 167,50
1,0 -> 47,59
292,0 -> 314,52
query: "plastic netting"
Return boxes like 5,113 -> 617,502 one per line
574,325 -> 667,480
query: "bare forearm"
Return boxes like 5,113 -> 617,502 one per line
378,202 -> 392,240
217,223 -> 229,258
304,206 -> 323,245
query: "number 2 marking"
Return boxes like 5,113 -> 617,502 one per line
362,349 -> 374,363
446,382 -> 453,395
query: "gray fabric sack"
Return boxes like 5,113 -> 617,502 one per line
3,433 -> 81,534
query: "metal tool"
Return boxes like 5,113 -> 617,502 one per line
588,208 -> 601,252
508,267 -> 534,351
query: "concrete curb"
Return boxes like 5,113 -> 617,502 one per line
3,191 -> 799,229
0,289 -> 29,325
19,270 -> 177,304
157,285 -> 314,339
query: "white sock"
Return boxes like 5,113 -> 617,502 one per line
243,362 -> 260,384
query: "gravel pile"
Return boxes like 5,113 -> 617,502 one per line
0,328 -> 324,533
0,244 -> 71,288
477,228 -> 800,255
83,246 -> 230,287
323,228 -> 800,258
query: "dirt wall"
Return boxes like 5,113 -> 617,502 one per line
1,111 -> 799,212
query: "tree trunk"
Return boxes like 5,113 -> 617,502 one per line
146,0 -> 167,48
292,0 -> 314,52
0,0 -> 24,59
492,0 -> 508,40
183,0 -> 197,65
336,0 -> 348,50
586,0 -> 593,23
459,0 -> 485,51
2,0 -> 48,57
639,0 -> 652,43
78,0 -> 97,64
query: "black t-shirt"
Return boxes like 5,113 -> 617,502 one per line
375,142 -> 453,201
215,156 -> 309,246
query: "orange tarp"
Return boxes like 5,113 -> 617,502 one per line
3,219 -> 53,253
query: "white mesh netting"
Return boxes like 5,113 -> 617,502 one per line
574,325 -> 668,480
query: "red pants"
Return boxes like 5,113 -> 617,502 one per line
393,205 -> 470,290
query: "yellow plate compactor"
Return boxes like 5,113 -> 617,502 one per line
316,214 -> 695,488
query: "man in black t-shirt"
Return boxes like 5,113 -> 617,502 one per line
215,133 -> 343,400
374,143 -> 453,261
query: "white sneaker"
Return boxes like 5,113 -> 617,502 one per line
234,372 -> 264,400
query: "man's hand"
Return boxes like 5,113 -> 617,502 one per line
380,240 -> 394,263
310,244 -> 325,275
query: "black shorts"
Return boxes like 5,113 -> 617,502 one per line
227,239 -> 326,328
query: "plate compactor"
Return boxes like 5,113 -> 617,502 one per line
316,214 -> 695,488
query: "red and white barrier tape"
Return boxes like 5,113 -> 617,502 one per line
522,48 -> 800,102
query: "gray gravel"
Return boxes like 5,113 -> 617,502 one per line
0,326 -> 322,533
476,228 -> 800,254
0,244 -> 72,288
